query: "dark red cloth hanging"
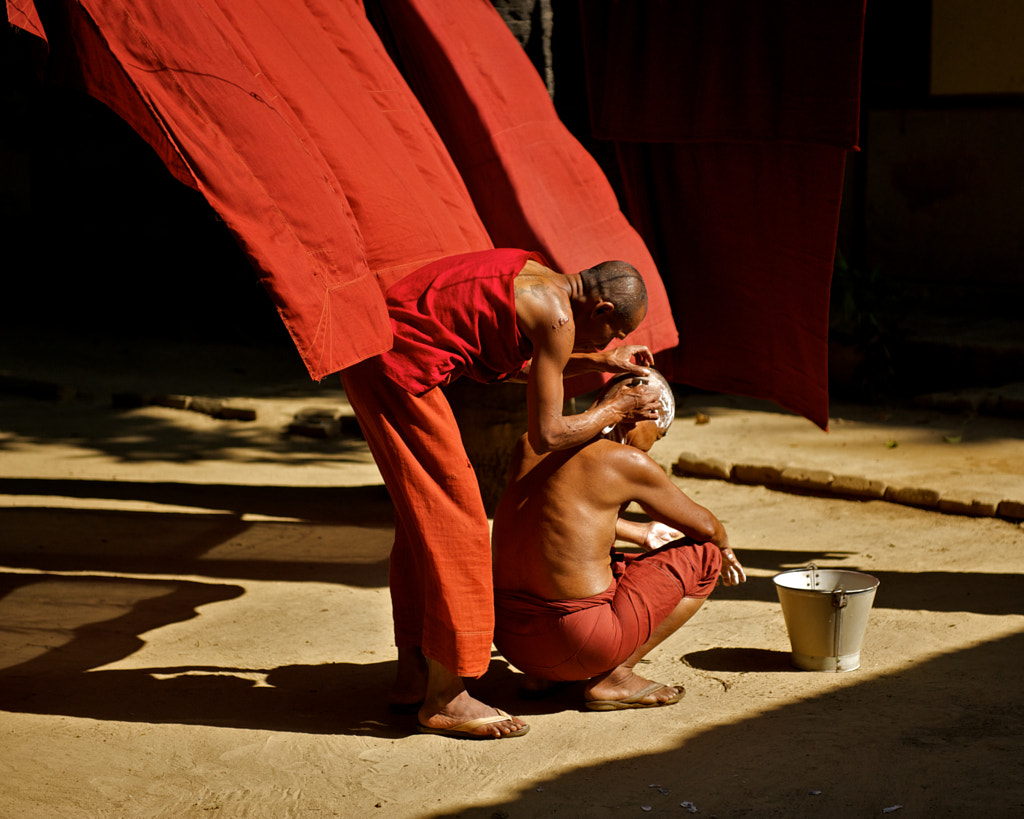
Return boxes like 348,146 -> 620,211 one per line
615,140 -> 848,428
579,0 -> 866,429
583,1 -> 863,149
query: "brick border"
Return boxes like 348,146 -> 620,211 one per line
671,451 -> 1024,523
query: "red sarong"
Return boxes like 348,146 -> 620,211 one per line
494,542 -> 722,681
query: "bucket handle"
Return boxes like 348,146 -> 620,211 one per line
831,588 -> 848,665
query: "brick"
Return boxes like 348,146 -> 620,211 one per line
288,408 -> 343,438
884,485 -> 941,509
731,462 -> 784,486
997,499 -> 1024,521
672,452 -> 732,480
779,466 -> 835,492
152,394 -> 191,410
937,490 -> 1001,518
830,474 -> 886,500
188,396 -> 225,416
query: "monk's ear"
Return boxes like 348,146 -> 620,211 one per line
591,300 -> 615,319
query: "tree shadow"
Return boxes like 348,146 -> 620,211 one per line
0,477 -> 394,522
0,659 -> 415,738
0,398 -> 374,469
0,480 -> 394,584
0,569 -> 524,737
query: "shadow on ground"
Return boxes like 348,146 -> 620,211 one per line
0,394 -> 371,466
0,570 -> 447,737
711,547 -> 1024,617
442,630 -> 1024,817
0,477 -> 393,522
0,478 -> 394,583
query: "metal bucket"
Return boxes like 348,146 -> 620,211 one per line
773,564 -> 880,672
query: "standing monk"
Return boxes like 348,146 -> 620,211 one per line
340,248 -> 661,738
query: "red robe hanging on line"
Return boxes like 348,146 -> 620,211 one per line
7,0 -> 677,385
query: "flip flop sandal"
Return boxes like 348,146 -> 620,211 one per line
585,682 -> 685,711
417,709 -> 530,739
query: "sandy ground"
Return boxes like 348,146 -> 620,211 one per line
1,328 -> 1023,818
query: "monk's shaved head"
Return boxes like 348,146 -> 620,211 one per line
580,261 -> 648,326
599,369 -> 676,440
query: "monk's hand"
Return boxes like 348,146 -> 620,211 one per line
643,522 -> 684,551
719,547 -> 747,586
611,384 -> 661,423
598,344 -> 654,376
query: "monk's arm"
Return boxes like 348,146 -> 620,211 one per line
517,344 -> 655,381
618,449 -> 747,585
615,518 -> 684,550
615,518 -> 648,546
514,275 -> 659,452
526,336 -> 620,452
527,340 -> 668,452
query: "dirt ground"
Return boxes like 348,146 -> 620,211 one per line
1,327 -> 1023,818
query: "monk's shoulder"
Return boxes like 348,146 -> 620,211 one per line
594,440 -> 663,476
578,439 -> 643,470
514,263 -> 571,334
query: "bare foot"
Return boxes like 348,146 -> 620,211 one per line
584,669 -> 681,707
419,689 -> 528,738
417,661 -> 528,739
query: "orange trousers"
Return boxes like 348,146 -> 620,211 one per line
340,358 -> 494,678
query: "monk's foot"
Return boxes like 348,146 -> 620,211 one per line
389,647 -> 428,713
418,690 -> 528,739
584,670 -> 682,708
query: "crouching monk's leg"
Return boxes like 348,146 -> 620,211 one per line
584,542 -> 723,708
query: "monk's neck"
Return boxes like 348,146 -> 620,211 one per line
561,273 -> 585,301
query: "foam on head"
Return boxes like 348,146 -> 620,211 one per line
598,368 -> 676,438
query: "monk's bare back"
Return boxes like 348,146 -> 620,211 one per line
493,432 -> 714,601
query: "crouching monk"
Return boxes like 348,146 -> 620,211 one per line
492,371 -> 747,710
341,249 -> 663,738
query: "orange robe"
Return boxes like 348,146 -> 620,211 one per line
341,249 -> 543,678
